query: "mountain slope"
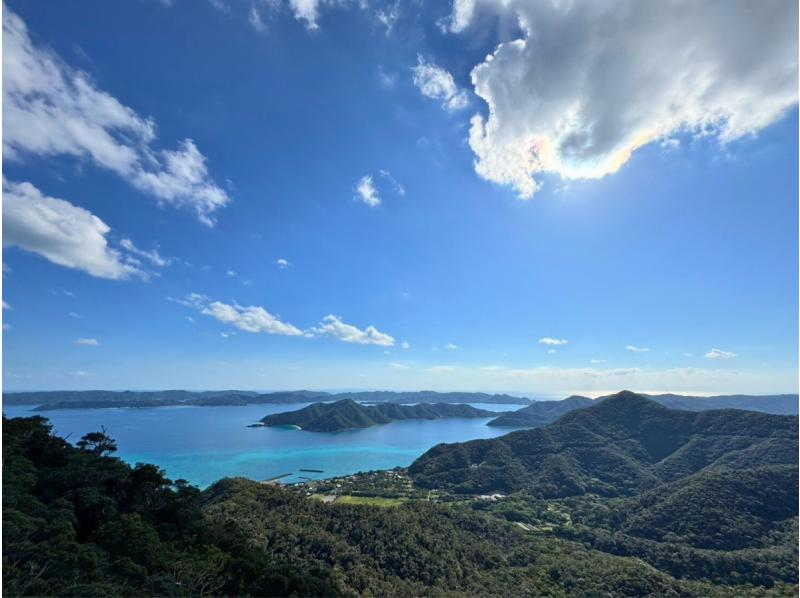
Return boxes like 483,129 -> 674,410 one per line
260,399 -> 496,432
487,395 -> 594,427
409,391 -> 798,497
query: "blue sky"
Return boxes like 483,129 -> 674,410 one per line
2,0 -> 798,396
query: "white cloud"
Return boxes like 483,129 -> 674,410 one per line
3,179 -> 144,280
75,337 -> 99,346
172,293 -> 302,336
354,170 -> 404,207
390,362 -> 409,370
590,358 -> 605,364
275,258 -> 291,269
200,298 -> 302,336
539,337 -> 567,346
411,55 -> 468,112
547,349 -> 556,354
705,348 -> 737,360
354,175 -> 380,207
313,314 -> 395,347
450,0 -> 798,198
444,343 -> 458,350
3,8 -> 230,225
119,238 -> 170,267
227,270 -> 237,277
626,345 -> 650,353
2,301 -> 10,310
400,341 -> 410,350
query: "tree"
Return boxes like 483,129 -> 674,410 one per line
76,428 -> 117,456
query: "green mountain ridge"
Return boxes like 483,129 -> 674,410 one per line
488,395 -> 594,427
409,391 -> 798,497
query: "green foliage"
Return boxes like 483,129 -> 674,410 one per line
4,398 -> 798,597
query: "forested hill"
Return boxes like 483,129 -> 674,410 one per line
409,391 -> 798,496
260,400 -> 496,432
488,395 -> 593,427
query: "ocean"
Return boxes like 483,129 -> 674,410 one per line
2,402 -> 522,488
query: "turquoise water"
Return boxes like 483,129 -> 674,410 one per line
2,403 -> 521,488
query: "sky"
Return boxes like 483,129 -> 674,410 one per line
2,0 -> 798,397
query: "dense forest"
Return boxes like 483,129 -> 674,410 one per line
3,392 -> 798,596
259,399 -> 495,432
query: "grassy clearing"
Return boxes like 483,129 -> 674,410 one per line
336,495 -> 407,507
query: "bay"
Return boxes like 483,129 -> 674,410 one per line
2,402 -> 522,488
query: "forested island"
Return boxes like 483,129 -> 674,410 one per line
257,399 -> 496,432
4,390 -> 798,596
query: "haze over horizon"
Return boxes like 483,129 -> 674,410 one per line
2,0 -> 798,396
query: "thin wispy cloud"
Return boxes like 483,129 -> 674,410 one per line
75,337 -> 99,346
626,345 -> 650,353
539,337 -> 567,346
119,239 -> 171,267
411,55 -> 468,112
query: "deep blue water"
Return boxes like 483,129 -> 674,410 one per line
3,403 -> 522,488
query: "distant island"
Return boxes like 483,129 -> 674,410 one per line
257,399 -> 497,432
8,389 -> 532,410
